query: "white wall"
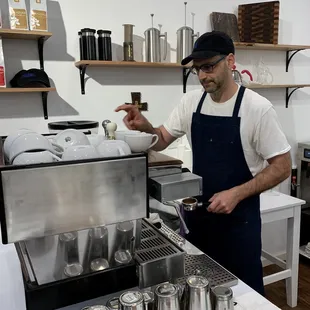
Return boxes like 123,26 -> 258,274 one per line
0,0 -> 309,255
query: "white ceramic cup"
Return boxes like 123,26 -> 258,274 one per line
115,130 -> 140,141
124,133 -> 159,152
3,129 -> 35,159
54,129 -> 90,149
9,133 -> 64,164
12,151 -> 61,165
97,140 -> 131,157
87,134 -> 106,147
62,145 -> 99,161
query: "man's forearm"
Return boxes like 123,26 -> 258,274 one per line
234,152 -> 291,202
150,127 -> 169,151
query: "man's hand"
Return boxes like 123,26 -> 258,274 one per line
208,188 -> 241,214
115,104 -> 154,133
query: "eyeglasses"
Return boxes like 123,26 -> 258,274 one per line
190,56 -> 226,75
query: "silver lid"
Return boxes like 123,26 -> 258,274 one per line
90,226 -> 108,239
117,221 -> 134,232
212,286 -> 233,301
90,258 -> 109,272
186,275 -> 209,289
106,297 -> 119,309
114,250 -> 132,264
120,291 -> 144,306
143,291 -> 155,304
64,263 -> 83,277
89,306 -> 109,310
59,232 -> 77,242
155,283 -> 178,298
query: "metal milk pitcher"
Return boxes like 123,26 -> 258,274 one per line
144,14 -> 167,62
184,275 -> 212,310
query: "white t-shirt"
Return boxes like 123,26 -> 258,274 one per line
163,86 -> 291,177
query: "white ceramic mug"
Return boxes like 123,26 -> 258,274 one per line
9,133 -> 64,164
124,133 -> 159,152
97,140 -> 131,157
87,134 -> 106,147
3,128 -> 35,159
115,130 -> 140,141
62,145 -> 99,161
13,151 -> 61,165
54,129 -> 90,149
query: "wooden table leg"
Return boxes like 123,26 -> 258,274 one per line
286,205 -> 301,307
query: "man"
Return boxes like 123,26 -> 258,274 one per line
115,31 -> 291,295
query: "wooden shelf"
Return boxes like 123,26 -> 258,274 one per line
0,29 -> 52,40
0,87 -> 56,119
0,87 -> 56,93
234,42 -> 310,52
75,60 -> 184,69
247,84 -> 310,89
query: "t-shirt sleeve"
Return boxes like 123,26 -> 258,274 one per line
253,106 -> 291,160
163,96 -> 189,138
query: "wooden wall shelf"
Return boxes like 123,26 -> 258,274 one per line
0,87 -> 55,93
0,87 -> 56,119
0,29 -> 54,119
246,84 -> 310,108
0,29 -> 52,40
75,60 -> 184,69
234,42 -> 310,52
76,61 -> 185,94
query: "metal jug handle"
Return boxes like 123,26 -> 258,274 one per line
160,31 -> 168,61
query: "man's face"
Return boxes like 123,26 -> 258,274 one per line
193,54 -> 234,93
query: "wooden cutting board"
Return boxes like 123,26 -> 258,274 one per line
238,1 -> 280,44
148,151 -> 183,167
210,12 -> 240,42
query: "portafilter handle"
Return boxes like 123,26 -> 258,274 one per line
163,201 -> 189,235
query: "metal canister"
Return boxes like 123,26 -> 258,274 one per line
212,286 -> 234,310
114,249 -> 132,265
116,221 -> 134,251
185,275 -> 212,310
155,283 -> 180,310
106,297 -> 120,309
143,291 -> 155,310
119,291 -> 144,310
88,306 -> 109,310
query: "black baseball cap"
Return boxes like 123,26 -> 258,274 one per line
10,69 -> 50,88
181,31 -> 235,65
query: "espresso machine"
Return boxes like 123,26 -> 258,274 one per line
0,131 -> 238,309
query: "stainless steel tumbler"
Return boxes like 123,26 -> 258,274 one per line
155,283 -> 180,310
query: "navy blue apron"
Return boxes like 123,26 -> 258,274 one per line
185,86 -> 265,296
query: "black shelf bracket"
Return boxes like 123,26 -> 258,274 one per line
183,67 -> 191,93
38,37 -> 45,70
286,87 -> 301,108
41,92 -> 49,119
286,49 -> 304,72
79,65 -> 88,95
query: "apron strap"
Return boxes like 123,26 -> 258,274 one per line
232,86 -> 246,118
196,91 -> 207,114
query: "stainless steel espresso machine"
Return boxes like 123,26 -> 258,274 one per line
0,136 -> 238,309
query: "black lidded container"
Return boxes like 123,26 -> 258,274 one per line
97,30 -> 112,61
78,31 -> 83,60
81,28 -> 97,60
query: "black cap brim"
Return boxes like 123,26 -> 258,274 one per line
181,50 -> 222,65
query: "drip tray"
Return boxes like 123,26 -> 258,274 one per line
177,254 -> 238,288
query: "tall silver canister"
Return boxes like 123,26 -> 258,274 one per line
176,2 -> 199,63
144,14 -> 167,62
